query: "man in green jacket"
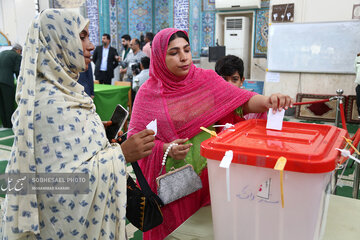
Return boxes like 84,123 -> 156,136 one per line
0,44 -> 22,128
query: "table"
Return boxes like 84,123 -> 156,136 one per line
93,84 -> 130,121
166,195 -> 360,240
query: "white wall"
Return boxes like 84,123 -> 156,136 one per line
265,0 -> 360,98
39,0 -> 50,9
0,0 -> 4,32
0,0 -> 83,47
0,0 -> 36,46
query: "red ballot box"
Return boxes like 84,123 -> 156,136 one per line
201,119 -> 347,240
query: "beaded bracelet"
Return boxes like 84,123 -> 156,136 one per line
158,143 -> 178,175
162,143 -> 178,166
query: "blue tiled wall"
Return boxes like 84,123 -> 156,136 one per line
88,0 -> 269,58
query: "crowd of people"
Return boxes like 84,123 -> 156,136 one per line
0,8 -> 297,240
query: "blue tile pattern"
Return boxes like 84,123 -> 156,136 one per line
254,9 -> 269,58
86,0 -> 100,48
110,0 -> 118,49
88,0 -> 271,60
174,0 -> 189,32
98,0 -> 110,40
128,0 -> 152,41
203,0 -> 215,11
117,0 -> 128,46
154,0 -> 171,33
201,11 -> 215,50
189,0 -> 201,58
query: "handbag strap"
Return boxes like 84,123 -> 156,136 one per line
131,162 -> 164,206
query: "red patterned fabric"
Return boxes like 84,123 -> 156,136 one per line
128,28 -> 258,239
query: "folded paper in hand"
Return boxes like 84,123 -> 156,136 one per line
146,119 -> 157,136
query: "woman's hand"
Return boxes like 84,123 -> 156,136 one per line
163,138 -> 192,161
243,94 -> 294,114
121,129 -> 155,163
102,121 -> 112,128
266,93 -> 293,113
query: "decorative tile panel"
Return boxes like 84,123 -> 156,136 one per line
154,0 -> 171,33
110,0 -> 118,49
203,0 -> 215,11
173,0 -> 189,32
189,0 -> 201,58
128,0 -> 152,41
201,11 -> 215,51
98,0 -> 110,42
86,0 -> 100,47
117,0 -> 128,50
254,9 -> 269,58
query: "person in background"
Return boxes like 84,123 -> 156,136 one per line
215,55 -> 266,129
119,34 -> 132,81
355,53 -> 360,118
215,54 -> 245,88
142,32 -> 154,58
120,38 -> 147,82
120,34 -> 132,61
1,9 -> 155,239
0,43 -> 22,128
133,56 -> 150,92
139,32 -> 146,50
128,28 -> 293,240
92,33 -> 119,84
78,63 -> 94,98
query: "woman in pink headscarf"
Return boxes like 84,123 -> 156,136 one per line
128,28 -> 293,239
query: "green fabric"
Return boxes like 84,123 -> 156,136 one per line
0,129 -> 13,138
0,160 -> 8,198
165,127 -> 214,174
123,48 -> 130,60
235,106 -> 243,117
93,84 -> 130,121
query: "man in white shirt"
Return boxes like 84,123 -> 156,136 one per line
92,33 -> 119,84
133,56 -> 150,92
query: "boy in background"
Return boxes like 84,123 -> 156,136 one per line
215,55 -> 245,88
215,55 -> 266,130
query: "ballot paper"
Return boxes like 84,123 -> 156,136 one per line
266,108 -> 285,131
146,119 -> 157,136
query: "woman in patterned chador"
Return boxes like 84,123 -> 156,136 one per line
1,9 -> 154,239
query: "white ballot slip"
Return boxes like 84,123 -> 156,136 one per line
266,108 -> 285,131
146,119 -> 157,136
